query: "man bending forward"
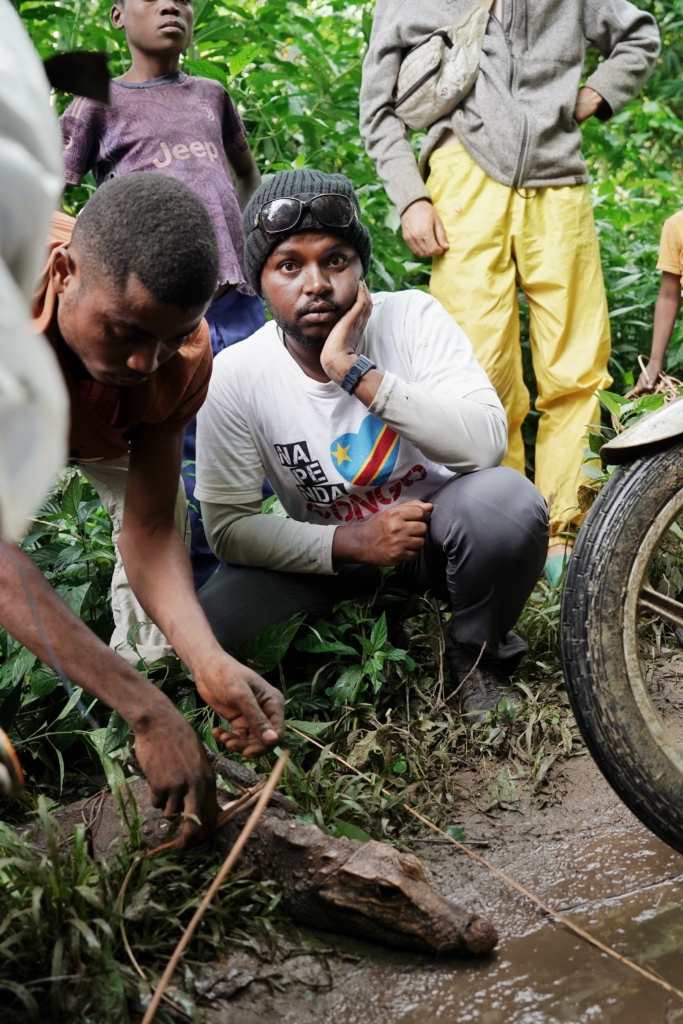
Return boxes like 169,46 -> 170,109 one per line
195,170 -> 548,718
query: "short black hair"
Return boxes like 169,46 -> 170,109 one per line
72,172 -> 219,309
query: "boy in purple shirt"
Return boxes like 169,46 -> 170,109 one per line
59,0 -> 266,587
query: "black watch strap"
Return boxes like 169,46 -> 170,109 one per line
340,354 -> 377,394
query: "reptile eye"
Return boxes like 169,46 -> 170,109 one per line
376,884 -> 399,900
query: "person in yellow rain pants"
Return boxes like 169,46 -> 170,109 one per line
427,142 -> 611,551
360,0 -> 660,582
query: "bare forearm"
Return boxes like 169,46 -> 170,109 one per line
651,293 -> 681,365
0,540 -> 163,731
236,169 -> 260,210
332,524 -> 368,565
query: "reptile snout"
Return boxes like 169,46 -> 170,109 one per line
318,840 -> 498,956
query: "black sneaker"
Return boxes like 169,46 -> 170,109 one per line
450,652 -> 518,723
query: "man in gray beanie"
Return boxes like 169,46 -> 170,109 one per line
194,169 -> 548,720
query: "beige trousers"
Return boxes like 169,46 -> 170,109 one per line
79,456 -> 190,667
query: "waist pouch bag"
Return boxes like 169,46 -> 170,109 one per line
393,0 -> 493,131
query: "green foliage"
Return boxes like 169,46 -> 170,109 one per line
0,472 -> 114,793
4,0 -> 683,1010
0,795 -> 279,1022
580,382 -> 683,505
16,0 -> 683,464
237,580 -> 576,841
21,0 -> 428,293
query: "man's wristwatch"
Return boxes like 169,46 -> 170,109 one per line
340,354 -> 377,394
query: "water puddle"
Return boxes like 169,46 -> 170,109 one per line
212,761 -> 683,1024
326,833 -> 683,1024
330,883 -> 683,1023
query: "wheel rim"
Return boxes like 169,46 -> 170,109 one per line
624,486 -> 683,776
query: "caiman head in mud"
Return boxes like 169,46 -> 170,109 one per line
54,764 -> 498,959
310,837 -> 497,956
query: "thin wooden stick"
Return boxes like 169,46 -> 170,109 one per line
140,750 -> 290,1024
287,724 -> 683,1003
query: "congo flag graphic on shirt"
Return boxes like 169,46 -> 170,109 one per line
330,414 -> 400,487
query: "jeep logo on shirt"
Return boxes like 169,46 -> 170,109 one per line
152,140 -> 220,167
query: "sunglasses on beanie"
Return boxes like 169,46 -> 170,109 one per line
255,193 -> 358,234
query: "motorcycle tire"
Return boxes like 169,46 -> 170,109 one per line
561,440 -> 683,855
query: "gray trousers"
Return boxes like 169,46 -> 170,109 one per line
198,467 -> 549,670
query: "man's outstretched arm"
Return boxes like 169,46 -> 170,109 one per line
0,538 -> 217,847
119,421 -> 285,756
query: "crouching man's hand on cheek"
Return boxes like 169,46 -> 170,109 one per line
332,500 -> 434,567
320,280 -> 374,385
194,654 -> 286,758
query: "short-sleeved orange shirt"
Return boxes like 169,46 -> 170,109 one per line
32,211 -> 212,462
657,210 -> 683,287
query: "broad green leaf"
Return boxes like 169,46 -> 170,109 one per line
88,729 -> 127,791
9,648 -> 37,685
369,613 -> 388,652
295,632 -> 357,656
52,544 -> 87,571
183,57 -> 228,86
103,711 -> 131,755
286,719 -> 331,737
241,612 -> 305,672
229,42 -> 261,77
332,820 -> 371,842
383,647 -> 412,663
326,664 -> 364,707
596,389 -> 628,417
56,582 -> 91,617
60,473 -> 82,519
55,685 -> 84,721
30,668 -> 60,697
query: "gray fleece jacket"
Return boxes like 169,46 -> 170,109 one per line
359,0 -> 660,215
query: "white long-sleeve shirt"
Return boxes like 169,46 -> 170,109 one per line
195,289 -> 507,574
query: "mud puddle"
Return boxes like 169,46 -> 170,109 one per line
323,873 -> 683,1023
206,755 -> 683,1024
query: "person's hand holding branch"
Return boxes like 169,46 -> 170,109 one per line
199,655 -> 286,758
132,696 -> 217,847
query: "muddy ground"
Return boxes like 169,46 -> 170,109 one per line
189,745 -> 683,1024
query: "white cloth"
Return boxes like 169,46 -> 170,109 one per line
80,457 -> 191,667
196,289 -> 507,574
0,0 -> 68,539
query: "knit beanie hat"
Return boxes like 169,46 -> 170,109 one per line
243,169 -> 372,295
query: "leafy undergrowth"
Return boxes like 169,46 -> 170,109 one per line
0,471 -> 581,1020
243,574 -> 578,842
0,795 -> 280,1024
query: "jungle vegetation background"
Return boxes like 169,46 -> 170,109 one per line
1,3 -> 683,1018
24,0 -> 683,417
8,0 -> 683,877
6,0 -> 683,862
